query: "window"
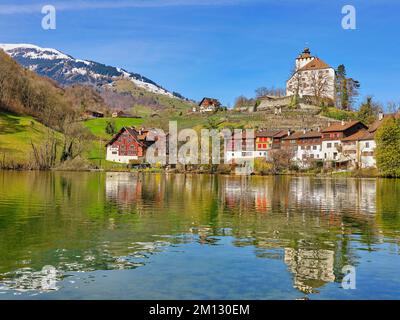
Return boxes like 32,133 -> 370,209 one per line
263,144 -> 267,149
334,143 -> 339,148
112,151 -> 117,155
327,143 -> 332,148
313,146 -> 317,150
366,142 -> 370,148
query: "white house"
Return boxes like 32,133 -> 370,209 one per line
286,48 -> 336,102
321,121 -> 368,163
359,132 -> 376,168
105,127 -> 154,164
295,130 -> 323,167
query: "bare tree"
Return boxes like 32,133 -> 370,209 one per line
387,101 -> 400,114
269,149 -> 293,173
308,70 -> 332,105
255,86 -> 286,98
30,131 -> 58,169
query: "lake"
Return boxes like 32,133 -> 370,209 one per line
0,171 -> 399,300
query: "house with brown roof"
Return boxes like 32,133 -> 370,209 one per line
343,112 -> 400,168
296,130 -> 323,165
271,130 -> 291,149
286,48 -> 336,102
321,120 -> 368,163
197,97 -> 222,113
106,127 -> 157,163
282,131 -> 304,156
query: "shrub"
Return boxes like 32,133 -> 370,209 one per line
375,117 -> 400,177
254,158 -> 273,175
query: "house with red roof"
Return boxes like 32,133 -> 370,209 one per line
286,48 -> 336,102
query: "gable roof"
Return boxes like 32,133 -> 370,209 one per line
298,131 -> 322,139
199,97 -> 221,107
273,130 -> 291,139
106,127 -> 147,147
321,121 -> 366,133
358,131 -> 376,141
256,130 -> 281,138
341,129 -> 369,142
282,131 -> 304,140
298,57 -> 331,71
369,113 -> 400,133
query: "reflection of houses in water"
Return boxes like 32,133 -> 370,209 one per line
221,178 -> 257,211
290,178 -> 376,215
220,177 -> 275,214
284,246 -> 335,294
106,173 -> 142,207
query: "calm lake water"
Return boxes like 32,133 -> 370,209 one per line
0,171 -> 399,300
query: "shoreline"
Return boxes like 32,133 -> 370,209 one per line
0,167 -> 382,179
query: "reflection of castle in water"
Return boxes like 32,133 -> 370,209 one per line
284,245 -> 335,294
104,174 -> 378,295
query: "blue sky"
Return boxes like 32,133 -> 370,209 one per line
0,0 -> 399,108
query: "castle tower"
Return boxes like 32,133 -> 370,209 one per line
295,48 -> 315,71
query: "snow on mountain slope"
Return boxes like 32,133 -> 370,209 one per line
0,43 -> 175,98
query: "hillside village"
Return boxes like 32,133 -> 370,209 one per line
104,48 -> 398,174
0,45 -> 399,176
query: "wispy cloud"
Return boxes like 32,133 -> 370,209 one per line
0,0 -> 264,15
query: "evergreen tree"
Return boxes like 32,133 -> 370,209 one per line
105,120 -> 116,135
357,96 -> 380,124
336,64 -> 360,110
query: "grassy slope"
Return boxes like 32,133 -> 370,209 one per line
112,80 -> 195,117
0,111 -> 63,163
83,117 -> 144,140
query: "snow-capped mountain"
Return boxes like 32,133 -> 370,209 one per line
0,43 -> 175,97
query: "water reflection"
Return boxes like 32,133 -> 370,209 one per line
0,171 -> 399,298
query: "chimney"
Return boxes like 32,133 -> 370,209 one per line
341,120 -> 345,126
303,128 -> 307,134
287,129 -> 291,136
378,111 -> 384,121
328,122 -> 331,127
317,126 -> 321,132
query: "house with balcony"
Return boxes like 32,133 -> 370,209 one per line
106,127 -> 158,164
225,130 -> 257,164
296,130 -> 323,166
320,120 -> 368,165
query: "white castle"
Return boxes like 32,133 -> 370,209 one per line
286,48 -> 336,102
